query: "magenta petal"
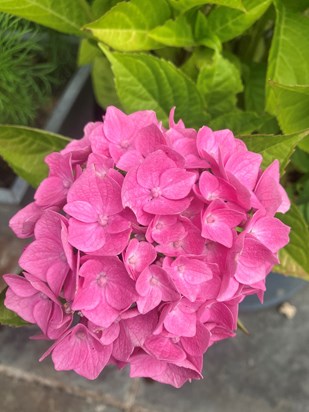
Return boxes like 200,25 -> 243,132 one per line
68,219 -> 106,252
160,169 -> 196,200
144,335 -> 186,362
35,176 -> 67,206
137,150 -> 176,189
64,201 -> 98,222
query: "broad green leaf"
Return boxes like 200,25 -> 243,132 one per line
197,53 -> 243,117
274,203 -> 309,281
266,1 -> 309,114
101,46 -> 208,128
0,126 -> 71,187
209,111 -> 262,135
268,82 -> 309,135
208,0 -> 272,42
243,63 -> 266,113
0,288 -> 28,327
78,39 -> 101,66
241,129 -> 309,174
298,203 -> 309,226
91,0 -> 122,18
149,10 -> 221,51
85,0 -> 171,51
0,0 -> 92,35
168,0 -> 245,12
92,55 -> 122,109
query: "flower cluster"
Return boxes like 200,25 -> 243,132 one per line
4,107 -> 290,387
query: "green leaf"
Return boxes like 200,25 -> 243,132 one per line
243,63 -> 266,113
149,10 -> 221,51
208,0 -> 272,42
101,45 -> 208,128
298,202 -> 309,226
266,1 -> 309,115
0,126 -> 71,188
274,203 -> 309,281
197,53 -> 243,117
91,0 -> 122,18
0,288 -> 28,327
92,55 -> 122,109
168,0 -> 245,13
209,111 -> 262,135
85,0 -> 172,51
240,129 -> 309,174
268,82 -> 309,134
78,39 -> 101,66
0,0 -> 92,35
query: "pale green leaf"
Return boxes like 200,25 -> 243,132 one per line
149,10 -> 221,51
273,203 -> 309,281
0,126 -> 71,187
268,82 -> 309,135
266,1 -> 309,114
209,111 -> 262,135
85,0 -> 171,51
0,0 -> 92,35
168,0 -> 245,12
208,0 -> 272,42
197,53 -> 243,117
240,129 -> 309,174
0,289 -> 28,327
101,45 -> 208,128
92,55 -> 122,109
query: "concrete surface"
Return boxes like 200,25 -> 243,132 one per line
0,200 -> 309,412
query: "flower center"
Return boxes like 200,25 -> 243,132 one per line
206,214 -> 215,224
150,276 -> 159,285
96,272 -> 107,287
98,214 -> 108,226
151,187 -> 162,198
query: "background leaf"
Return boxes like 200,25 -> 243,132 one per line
210,111 -> 262,135
149,10 -> 221,51
241,129 -> 309,174
268,82 -> 309,134
243,62 -> 266,113
0,289 -> 28,327
85,0 -> 171,51
91,0 -> 122,18
101,46 -> 208,128
0,126 -> 71,188
0,0 -> 92,35
266,1 -> 309,116
168,0 -> 245,12
208,0 -> 272,42
197,53 -> 243,117
92,55 -> 122,109
274,203 -> 309,281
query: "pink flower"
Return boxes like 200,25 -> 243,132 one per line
122,150 -> 196,224
72,257 -> 137,328
42,324 -> 112,380
201,199 -> 245,248
19,211 -> 74,295
64,167 -> 131,254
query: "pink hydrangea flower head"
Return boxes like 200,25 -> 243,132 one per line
3,106 -> 291,388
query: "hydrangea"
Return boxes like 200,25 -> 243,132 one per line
4,106 -> 290,388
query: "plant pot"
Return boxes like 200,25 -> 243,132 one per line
240,272 -> 307,312
0,65 -> 94,205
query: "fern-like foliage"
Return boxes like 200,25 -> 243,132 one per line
0,13 -> 77,125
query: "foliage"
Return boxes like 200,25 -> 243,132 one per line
0,0 -> 308,283
0,12 -> 77,125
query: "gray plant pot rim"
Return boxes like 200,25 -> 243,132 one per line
0,65 -> 91,205
240,272 -> 307,312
